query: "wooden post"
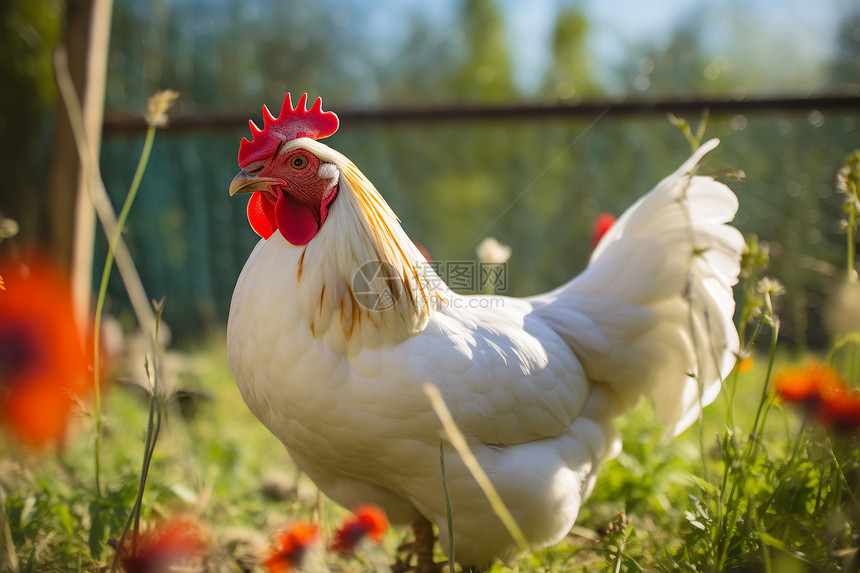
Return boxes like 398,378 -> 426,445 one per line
47,0 -> 114,332
71,0 -> 112,332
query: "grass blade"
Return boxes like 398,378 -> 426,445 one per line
424,383 -> 529,552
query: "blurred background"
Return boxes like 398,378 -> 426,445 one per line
1,0 -> 858,348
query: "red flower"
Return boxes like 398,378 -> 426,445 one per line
120,516 -> 208,573
774,362 -> 860,432
0,258 -> 92,447
414,242 -> 432,264
774,362 -> 826,403
330,505 -> 388,553
263,522 -> 320,572
591,212 -> 616,251
818,373 -> 860,431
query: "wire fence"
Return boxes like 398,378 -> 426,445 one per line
102,93 -> 860,136
97,91 -> 860,346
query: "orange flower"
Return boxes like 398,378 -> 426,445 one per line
774,362 -> 860,432
330,505 -> 388,554
263,522 -> 320,572
0,258 -> 91,447
120,516 -> 208,573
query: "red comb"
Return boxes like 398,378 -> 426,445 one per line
238,93 -> 339,167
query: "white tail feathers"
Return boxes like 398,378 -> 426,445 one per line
536,139 -> 744,437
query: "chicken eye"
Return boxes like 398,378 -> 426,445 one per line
290,155 -> 309,170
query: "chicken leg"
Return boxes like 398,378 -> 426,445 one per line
393,515 -> 448,573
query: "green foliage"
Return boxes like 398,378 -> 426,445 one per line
542,9 -> 599,102
0,0 -> 61,243
836,149 -> 860,282
0,0 -> 60,115
451,0 -> 516,102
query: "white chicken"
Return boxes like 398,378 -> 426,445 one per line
227,93 -> 744,569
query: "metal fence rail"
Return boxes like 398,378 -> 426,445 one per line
102,93 -> 860,136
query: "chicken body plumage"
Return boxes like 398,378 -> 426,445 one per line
227,102 -> 744,568
230,243 -> 609,564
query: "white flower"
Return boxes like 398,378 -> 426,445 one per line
146,89 -> 180,127
476,237 -> 512,265
0,213 -> 18,241
825,281 -> 860,337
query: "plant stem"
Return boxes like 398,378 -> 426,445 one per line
755,513 -> 772,573
726,367 -> 741,431
440,441 -> 455,569
0,486 -> 18,573
715,310 -> 779,572
726,295 -> 753,430
109,381 -> 163,571
110,306 -> 165,572
847,205 -> 856,282
613,533 -> 626,573
91,125 -> 157,498
747,315 -> 780,460
111,395 -> 162,571
424,384 -> 529,551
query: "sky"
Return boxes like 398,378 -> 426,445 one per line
383,0 -> 852,94
512,0 -> 846,92
166,0 -> 855,100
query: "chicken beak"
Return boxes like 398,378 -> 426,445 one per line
229,170 -> 285,196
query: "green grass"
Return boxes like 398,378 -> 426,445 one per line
2,337 -> 857,572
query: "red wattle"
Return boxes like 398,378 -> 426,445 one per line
247,192 -> 277,239
275,191 -> 321,246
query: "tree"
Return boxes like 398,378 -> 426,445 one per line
0,0 -> 61,249
830,8 -> 860,90
451,0 -> 515,102
46,0 -> 113,328
542,8 -> 599,102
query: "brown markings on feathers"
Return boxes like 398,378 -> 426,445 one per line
402,272 -> 417,313
297,247 -> 306,282
343,162 -> 431,326
385,275 -> 400,307
345,286 -> 361,338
